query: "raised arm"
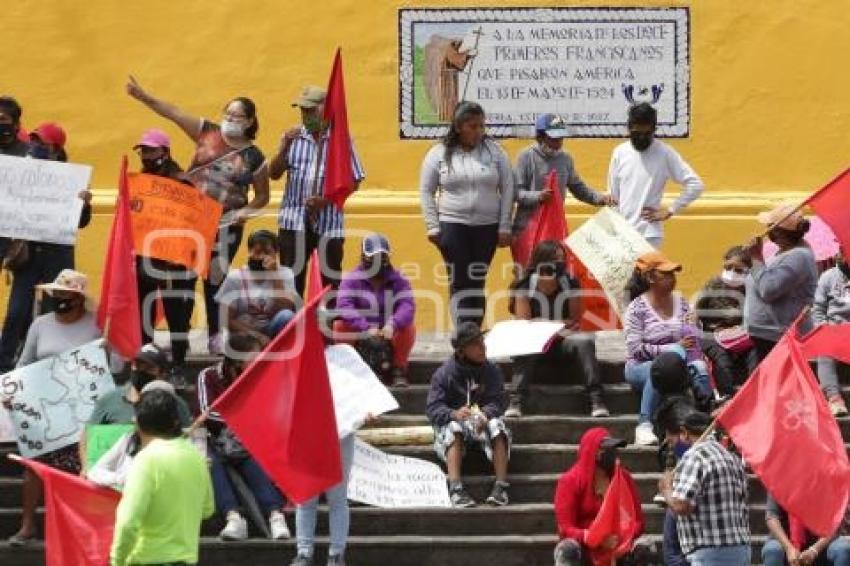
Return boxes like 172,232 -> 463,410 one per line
125,75 -> 203,142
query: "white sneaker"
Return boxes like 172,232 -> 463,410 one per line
634,422 -> 659,446
220,511 -> 248,541
269,510 -> 291,540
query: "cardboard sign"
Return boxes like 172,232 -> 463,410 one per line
484,319 -> 566,359
0,154 -> 91,244
127,173 -> 223,278
85,424 -> 135,469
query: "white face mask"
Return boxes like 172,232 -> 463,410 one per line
720,269 -> 748,287
221,119 -> 244,138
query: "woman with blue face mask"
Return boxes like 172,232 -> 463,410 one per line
126,76 -> 270,354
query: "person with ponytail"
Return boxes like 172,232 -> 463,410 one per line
419,101 -> 514,326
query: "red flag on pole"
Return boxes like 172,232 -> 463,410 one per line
211,288 -> 342,504
306,249 -> 324,302
12,455 -> 120,566
584,464 -> 642,566
322,48 -> 355,209
511,171 -> 566,269
798,323 -> 850,365
97,157 -> 142,359
804,168 -> 850,254
716,333 -> 850,536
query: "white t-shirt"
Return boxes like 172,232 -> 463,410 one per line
215,266 -> 297,330
17,311 -> 102,367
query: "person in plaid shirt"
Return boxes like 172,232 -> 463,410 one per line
659,412 -> 751,565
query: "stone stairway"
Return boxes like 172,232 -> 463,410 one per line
0,332 -> 847,565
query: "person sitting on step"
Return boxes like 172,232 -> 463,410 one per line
426,322 -> 511,508
762,492 -> 850,566
553,427 -> 650,566
507,240 -> 610,418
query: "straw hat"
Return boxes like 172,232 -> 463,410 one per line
37,269 -> 89,297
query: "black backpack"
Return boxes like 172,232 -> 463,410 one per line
355,335 -> 394,381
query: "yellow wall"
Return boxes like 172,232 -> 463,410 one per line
3,1 -> 849,332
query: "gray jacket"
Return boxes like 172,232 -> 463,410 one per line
744,246 -> 818,341
812,266 -> 850,325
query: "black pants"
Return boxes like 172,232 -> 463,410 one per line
752,336 -> 778,363
137,257 -> 197,366
512,333 -> 603,401
438,222 -> 499,327
700,336 -> 759,395
204,225 -> 244,337
278,228 -> 345,298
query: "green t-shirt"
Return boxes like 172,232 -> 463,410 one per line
110,437 -> 214,566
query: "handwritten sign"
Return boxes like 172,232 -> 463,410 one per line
85,424 -> 135,469
127,173 -> 223,278
348,438 -> 451,508
326,345 -> 400,438
566,207 -> 654,314
0,406 -> 14,443
0,155 -> 91,244
1,340 -> 115,458
484,320 -> 566,359
400,7 -> 690,138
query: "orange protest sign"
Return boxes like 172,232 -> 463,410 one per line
127,173 -> 222,278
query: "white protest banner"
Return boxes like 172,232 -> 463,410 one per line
326,345 -> 400,438
0,155 -> 91,245
484,319 -> 566,359
566,207 -> 654,314
0,405 -> 14,443
1,340 -> 114,457
348,438 -> 451,508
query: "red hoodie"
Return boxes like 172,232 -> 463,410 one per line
554,427 -> 645,543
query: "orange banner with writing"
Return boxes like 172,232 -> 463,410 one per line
127,173 -> 222,278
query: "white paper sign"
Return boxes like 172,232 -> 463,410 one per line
484,319 -> 566,359
348,438 -> 451,508
566,207 -> 654,315
0,154 -> 91,245
0,406 -> 14,443
1,340 -> 114,457
326,345 -> 400,438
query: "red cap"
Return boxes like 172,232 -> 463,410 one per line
30,122 -> 67,148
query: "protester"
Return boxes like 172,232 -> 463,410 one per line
425,322 -> 511,507
507,240 -> 609,418
132,128 -> 197,383
811,246 -> 850,416
269,85 -> 366,296
694,246 -> 757,396
215,229 -> 299,346
0,96 -> 28,156
6,270 -> 101,545
0,124 -> 93,372
126,77 -> 270,354
110,389 -> 214,566
744,203 -> 818,361
762,494 -> 850,566
659,412 -> 750,565
553,427 -> 648,566
624,251 -> 711,446
419,101 -> 514,326
607,103 -> 704,249
333,233 -> 416,386
197,333 -> 290,541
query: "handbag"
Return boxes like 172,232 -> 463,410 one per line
355,335 -> 395,380
714,325 -> 754,354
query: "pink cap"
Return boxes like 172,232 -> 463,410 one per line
30,122 -> 67,148
134,128 -> 171,149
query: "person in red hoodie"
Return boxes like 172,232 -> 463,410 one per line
554,427 -> 650,566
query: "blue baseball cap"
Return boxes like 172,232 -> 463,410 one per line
362,233 -> 390,257
535,114 -> 570,139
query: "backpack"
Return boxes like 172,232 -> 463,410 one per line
355,335 -> 394,381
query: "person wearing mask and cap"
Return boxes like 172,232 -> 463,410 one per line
269,85 -> 366,297
607,103 -> 704,249
0,96 -> 28,156
553,428 -> 648,566
126,76 -> 270,355
0,122 -> 93,372
132,128 -> 197,384
744,202 -> 818,361
511,113 -> 614,265
333,233 -> 416,386
426,322 -> 511,508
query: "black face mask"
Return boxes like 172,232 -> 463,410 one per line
363,257 -> 390,276
141,156 -> 165,173
55,298 -> 77,314
247,258 -> 265,271
130,369 -> 157,392
629,131 -> 653,152
596,446 -> 618,476
838,261 -> 850,279
223,359 -> 244,383
28,143 -> 51,160
0,123 -> 15,145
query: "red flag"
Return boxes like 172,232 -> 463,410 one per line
306,249 -> 324,302
97,157 -> 142,359
805,168 -> 850,254
584,464 -> 640,565
13,455 -> 120,566
211,288 -> 342,504
716,333 -> 850,536
322,48 -> 356,209
511,171 -> 567,269
799,323 -> 850,365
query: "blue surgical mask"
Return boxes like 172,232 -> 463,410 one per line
27,143 -> 51,160
673,440 -> 691,459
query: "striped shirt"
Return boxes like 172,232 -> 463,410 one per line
277,126 -> 366,237
624,293 -> 702,364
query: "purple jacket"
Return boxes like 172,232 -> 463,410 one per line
336,265 -> 415,331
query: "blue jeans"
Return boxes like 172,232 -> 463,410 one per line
663,510 -> 688,566
262,308 -> 296,338
296,434 -> 356,558
209,448 -> 283,516
688,544 -> 750,565
625,358 -> 711,424
763,537 -> 850,566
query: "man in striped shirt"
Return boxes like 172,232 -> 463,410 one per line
269,85 -> 366,296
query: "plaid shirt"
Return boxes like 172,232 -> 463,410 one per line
672,439 -> 750,555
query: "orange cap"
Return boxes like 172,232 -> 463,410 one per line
635,251 -> 682,273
